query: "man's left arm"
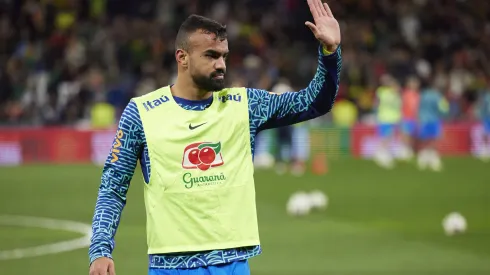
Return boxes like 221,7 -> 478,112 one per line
248,45 -> 341,131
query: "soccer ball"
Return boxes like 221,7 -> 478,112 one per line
442,212 -> 467,236
253,153 -> 275,169
308,190 -> 328,210
286,192 -> 312,216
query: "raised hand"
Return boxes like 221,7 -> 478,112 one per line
305,0 -> 341,52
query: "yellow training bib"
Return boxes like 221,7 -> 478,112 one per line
133,86 -> 260,254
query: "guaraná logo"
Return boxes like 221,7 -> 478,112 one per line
182,142 -> 224,171
182,172 -> 226,189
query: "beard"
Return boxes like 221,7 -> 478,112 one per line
191,70 -> 226,92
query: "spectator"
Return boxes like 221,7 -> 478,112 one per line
0,0 -> 488,126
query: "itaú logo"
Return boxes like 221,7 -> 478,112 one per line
142,95 -> 170,111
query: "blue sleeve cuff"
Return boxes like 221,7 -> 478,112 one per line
90,251 -> 113,266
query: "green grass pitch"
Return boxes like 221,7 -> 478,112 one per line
0,157 -> 489,274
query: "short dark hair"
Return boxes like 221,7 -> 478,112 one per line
175,14 -> 227,52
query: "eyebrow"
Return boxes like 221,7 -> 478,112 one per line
204,49 -> 229,56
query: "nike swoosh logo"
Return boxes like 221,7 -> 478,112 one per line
189,122 -> 207,130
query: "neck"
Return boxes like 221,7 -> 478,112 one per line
171,75 -> 212,101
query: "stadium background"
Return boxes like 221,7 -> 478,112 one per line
0,0 -> 488,274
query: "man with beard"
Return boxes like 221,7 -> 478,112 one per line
89,1 -> 342,274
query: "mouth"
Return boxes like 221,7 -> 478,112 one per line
212,73 -> 225,80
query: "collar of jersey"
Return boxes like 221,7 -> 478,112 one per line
165,85 -> 217,113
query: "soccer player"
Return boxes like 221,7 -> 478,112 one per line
399,76 -> 420,161
477,85 -> 490,161
274,125 -> 294,175
290,122 -> 310,176
270,78 -> 295,175
88,1 -> 342,275
270,79 -> 309,177
373,74 -> 402,168
416,84 -> 449,171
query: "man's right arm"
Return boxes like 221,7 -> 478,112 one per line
89,101 -> 144,265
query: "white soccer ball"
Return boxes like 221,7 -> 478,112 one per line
308,190 -> 328,210
253,153 -> 275,169
286,192 -> 312,216
442,212 -> 467,236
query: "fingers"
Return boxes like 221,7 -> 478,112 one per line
305,21 -> 319,35
88,265 -> 97,275
89,268 -> 102,275
315,0 -> 328,17
307,0 -> 320,19
323,2 -> 334,17
89,259 -> 115,275
108,262 -> 116,275
89,266 -> 105,275
309,0 -> 333,18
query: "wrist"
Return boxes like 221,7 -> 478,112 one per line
322,44 -> 338,55
89,251 -> 113,266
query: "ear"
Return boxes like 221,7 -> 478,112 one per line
176,49 -> 189,68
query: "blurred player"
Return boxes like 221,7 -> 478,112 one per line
417,84 -> 449,171
89,2 -> 342,275
274,125 -> 293,174
270,79 -> 309,176
399,76 -> 420,160
477,84 -> 490,161
373,74 -> 402,168
271,79 -> 294,175
290,122 -> 310,176
253,130 -> 275,168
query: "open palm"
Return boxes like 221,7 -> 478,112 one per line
305,0 -> 341,52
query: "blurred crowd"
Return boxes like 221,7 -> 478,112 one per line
0,0 -> 489,127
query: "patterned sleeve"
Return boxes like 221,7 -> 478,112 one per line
247,46 -> 342,131
88,101 -> 144,265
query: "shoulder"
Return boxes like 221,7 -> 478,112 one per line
217,87 -> 247,96
244,87 -> 275,100
215,87 -> 248,103
132,86 -> 170,103
124,100 -> 139,114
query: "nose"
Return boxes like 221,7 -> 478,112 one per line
215,57 -> 226,70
